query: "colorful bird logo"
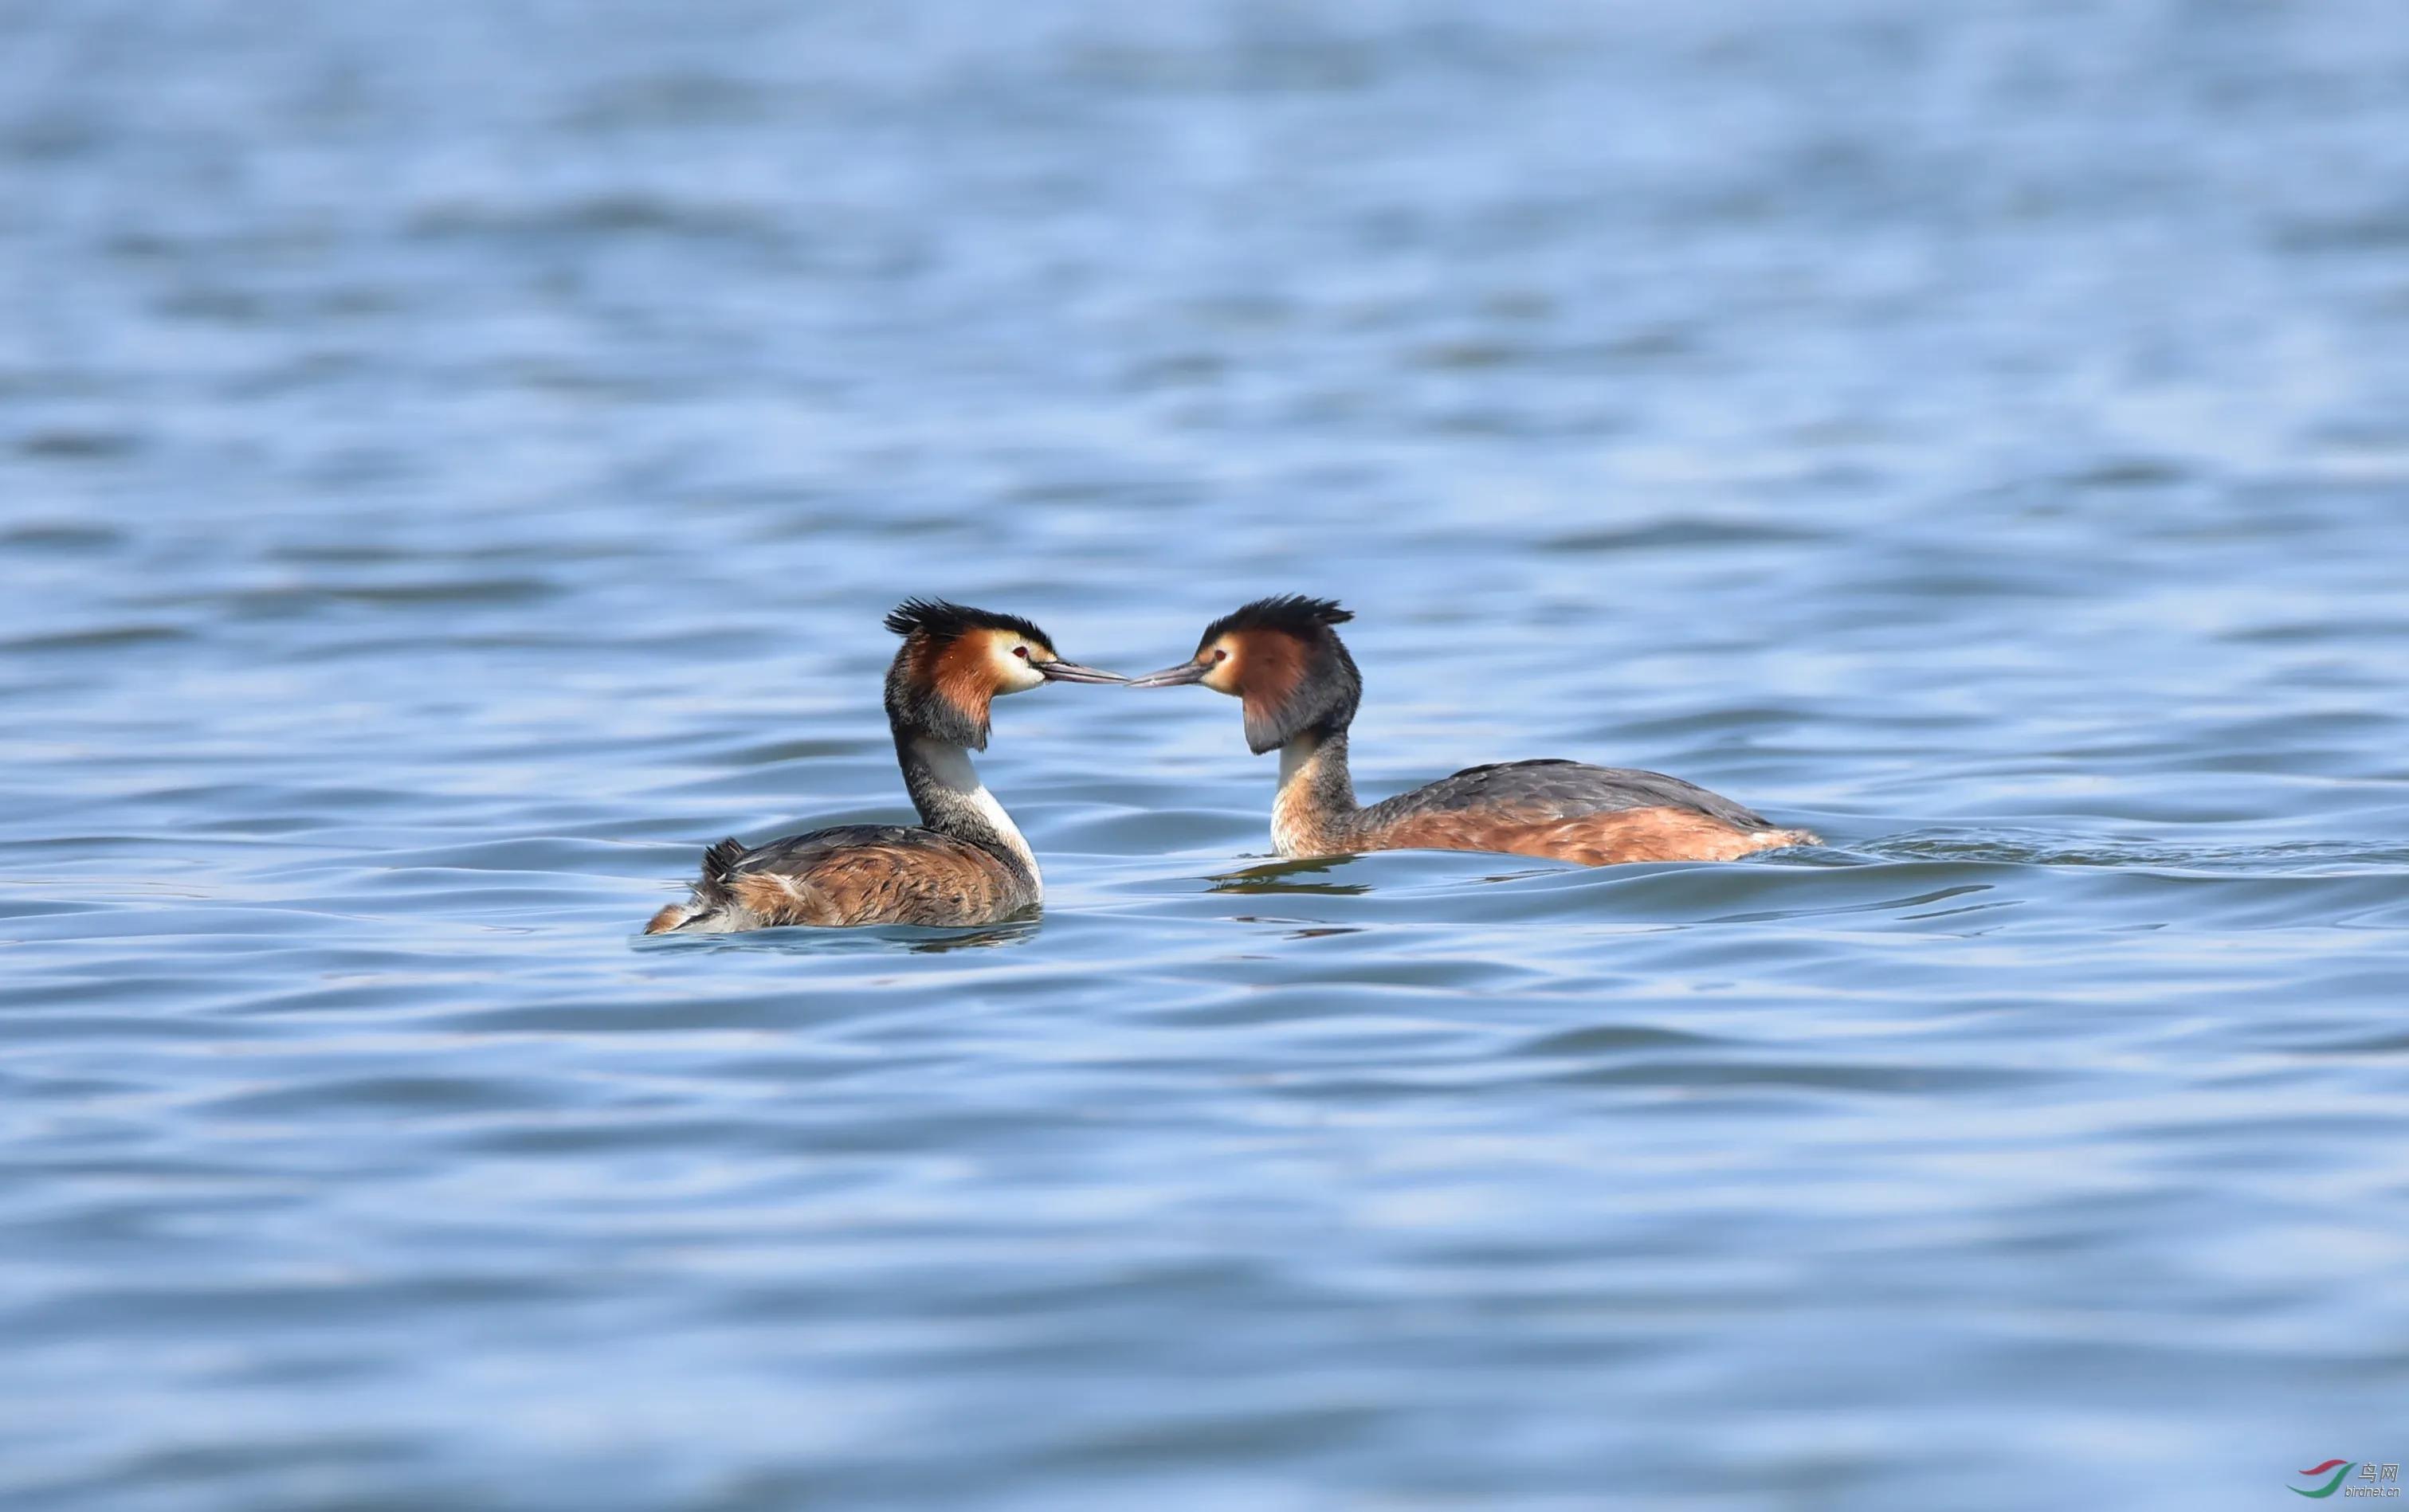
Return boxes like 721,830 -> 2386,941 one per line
2292,1461 -> 2356,1498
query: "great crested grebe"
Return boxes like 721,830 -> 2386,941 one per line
644,600 -> 1124,934
1130,596 -> 1818,866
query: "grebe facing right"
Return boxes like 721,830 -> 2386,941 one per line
645,600 -> 1123,934
1130,596 -> 1818,867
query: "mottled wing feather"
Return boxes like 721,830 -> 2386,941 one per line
731,825 -> 928,874
728,825 -> 1026,927
1359,760 -> 1776,833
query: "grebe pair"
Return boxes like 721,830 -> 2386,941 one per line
645,596 -> 1816,934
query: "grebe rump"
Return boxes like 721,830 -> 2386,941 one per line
645,600 -> 1123,933
1129,596 -> 1817,866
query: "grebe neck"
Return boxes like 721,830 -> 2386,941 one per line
897,734 -> 1038,884
1273,728 -> 1360,858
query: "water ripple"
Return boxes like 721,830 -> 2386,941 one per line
4,0 -> 2408,1507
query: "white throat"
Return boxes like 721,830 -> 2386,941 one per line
1277,734 -> 1319,789
912,738 -> 1039,884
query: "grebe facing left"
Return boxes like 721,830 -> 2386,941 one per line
644,600 -> 1124,934
1130,596 -> 1819,867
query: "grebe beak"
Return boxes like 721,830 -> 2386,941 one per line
1033,658 -> 1128,685
1127,660 -> 1212,688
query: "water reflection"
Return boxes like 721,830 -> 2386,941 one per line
1205,855 -> 1371,895
632,919 -> 1042,954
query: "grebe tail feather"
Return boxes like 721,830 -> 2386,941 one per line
644,836 -> 750,934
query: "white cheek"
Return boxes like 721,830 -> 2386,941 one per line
999,657 -> 1047,695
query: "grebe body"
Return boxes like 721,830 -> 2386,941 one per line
645,601 -> 1122,934
1133,596 -> 1816,867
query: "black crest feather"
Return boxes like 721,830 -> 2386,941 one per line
884,597 -> 1049,646
1200,594 -> 1352,648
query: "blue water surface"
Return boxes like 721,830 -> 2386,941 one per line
5,2 -> 2409,1506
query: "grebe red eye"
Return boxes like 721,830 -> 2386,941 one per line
1212,648 -> 1228,663
1013,645 -> 1030,659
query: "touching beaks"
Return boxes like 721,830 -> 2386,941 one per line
1033,658 -> 1128,685
1127,660 -> 1212,688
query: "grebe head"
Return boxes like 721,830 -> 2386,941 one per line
882,598 -> 1124,749
1129,594 -> 1360,753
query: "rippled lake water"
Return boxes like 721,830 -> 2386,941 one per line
6,2 -> 2409,1506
